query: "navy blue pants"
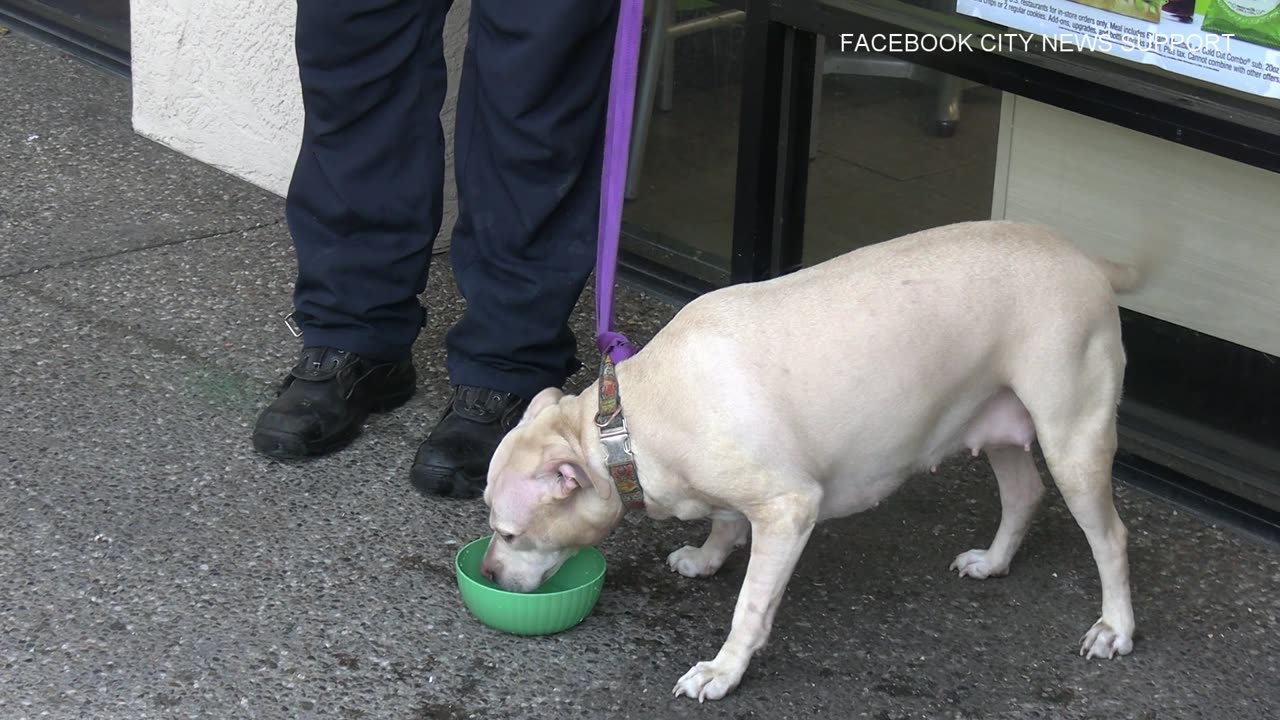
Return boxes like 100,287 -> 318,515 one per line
286,0 -> 617,399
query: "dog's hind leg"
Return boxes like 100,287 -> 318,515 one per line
668,512 -> 750,578
1045,432 -> 1134,659
1016,330 -> 1135,660
1043,431 -> 1134,659
951,445 -> 1046,579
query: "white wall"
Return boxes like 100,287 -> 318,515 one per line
130,0 -> 471,243
993,95 -> 1280,358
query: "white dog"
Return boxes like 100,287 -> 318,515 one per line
480,220 -> 1148,702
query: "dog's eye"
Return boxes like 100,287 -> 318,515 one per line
498,532 -> 517,544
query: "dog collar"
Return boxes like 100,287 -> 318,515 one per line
595,352 -> 645,511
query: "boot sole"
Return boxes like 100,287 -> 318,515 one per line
409,462 -> 485,500
252,386 -> 417,461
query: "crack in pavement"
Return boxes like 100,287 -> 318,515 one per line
0,219 -> 284,280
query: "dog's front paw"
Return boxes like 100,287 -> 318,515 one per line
672,660 -> 743,702
949,549 -> 1009,580
667,545 -> 724,578
1079,618 -> 1133,660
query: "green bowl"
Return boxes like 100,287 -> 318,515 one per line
454,535 -> 607,636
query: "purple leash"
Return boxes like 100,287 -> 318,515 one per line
595,0 -> 645,365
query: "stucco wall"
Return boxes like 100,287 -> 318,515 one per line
130,0 -> 471,241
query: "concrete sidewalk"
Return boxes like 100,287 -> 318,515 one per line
2,31 -> 1278,720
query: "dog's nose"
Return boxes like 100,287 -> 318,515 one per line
480,559 -> 496,581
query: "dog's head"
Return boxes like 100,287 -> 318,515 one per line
480,387 -> 623,593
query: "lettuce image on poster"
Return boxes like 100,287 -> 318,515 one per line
1068,0 -> 1162,22
1203,0 -> 1280,49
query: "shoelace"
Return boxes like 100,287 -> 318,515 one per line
282,347 -> 353,388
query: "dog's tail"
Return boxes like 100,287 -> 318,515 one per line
1090,220 -> 1178,296
1094,257 -> 1149,295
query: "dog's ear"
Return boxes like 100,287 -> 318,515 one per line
520,387 -> 565,425
546,460 -> 612,501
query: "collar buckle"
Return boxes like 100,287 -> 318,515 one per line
596,351 -> 645,510
598,418 -> 633,466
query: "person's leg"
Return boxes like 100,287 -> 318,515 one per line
253,0 -> 452,460
411,0 -> 618,497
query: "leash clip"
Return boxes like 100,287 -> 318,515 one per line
595,407 -> 623,429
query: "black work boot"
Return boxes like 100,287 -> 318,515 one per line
252,347 -> 416,460
410,386 -> 530,499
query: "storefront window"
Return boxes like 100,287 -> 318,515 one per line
621,2 -> 748,286
620,1 -> 1004,278
621,0 -> 1279,509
